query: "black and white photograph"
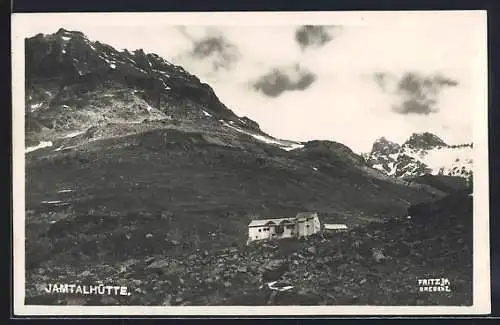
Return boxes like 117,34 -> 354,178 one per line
12,11 -> 490,315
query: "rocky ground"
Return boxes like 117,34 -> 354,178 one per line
25,190 -> 472,306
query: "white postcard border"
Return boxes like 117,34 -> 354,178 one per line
11,10 -> 491,316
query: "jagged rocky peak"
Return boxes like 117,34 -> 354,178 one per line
403,132 -> 448,150
371,137 -> 401,155
364,131 -> 472,179
25,28 -> 261,130
55,28 -> 85,37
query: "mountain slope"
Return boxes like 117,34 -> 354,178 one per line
26,190 -> 473,306
363,133 -> 473,179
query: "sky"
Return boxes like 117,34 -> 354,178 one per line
15,12 -> 487,153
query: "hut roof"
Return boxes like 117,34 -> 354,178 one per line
248,217 -> 296,227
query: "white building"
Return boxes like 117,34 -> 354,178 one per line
247,212 -> 321,244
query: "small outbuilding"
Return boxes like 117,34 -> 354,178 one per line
323,223 -> 348,232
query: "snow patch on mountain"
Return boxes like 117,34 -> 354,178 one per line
54,145 -> 78,152
403,145 -> 473,177
63,130 -> 85,139
202,110 -> 213,117
221,120 -> 304,151
26,141 -> 53,153
282,143 -> 306,151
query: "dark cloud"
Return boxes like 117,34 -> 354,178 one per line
373,72 -> 390,91
176,27 -> 240,72
295,25 -> 338,50
190,35 -> 240,71
192,36 -> 227,58
252,65 -> 317,98
395,98 -> 438,115
432,74 -> 460,87
374,72 -> 459,115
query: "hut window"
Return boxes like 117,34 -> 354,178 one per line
258,229 -> 262,232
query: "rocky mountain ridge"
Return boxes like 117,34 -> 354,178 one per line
363,133 -> 473,179
25,28 -> 301,151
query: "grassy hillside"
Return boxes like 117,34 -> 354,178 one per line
410,174 -> 469,193
25,127 -> 443,269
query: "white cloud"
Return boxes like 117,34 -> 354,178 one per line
19,12 -> 485,153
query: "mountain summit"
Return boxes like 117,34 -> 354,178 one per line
364,133 -> 472,178
403,132 -> 448,150
25,28 -> 274,146
370,137 -> 401,156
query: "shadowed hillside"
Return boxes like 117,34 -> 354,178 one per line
26,191 -> 473,306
